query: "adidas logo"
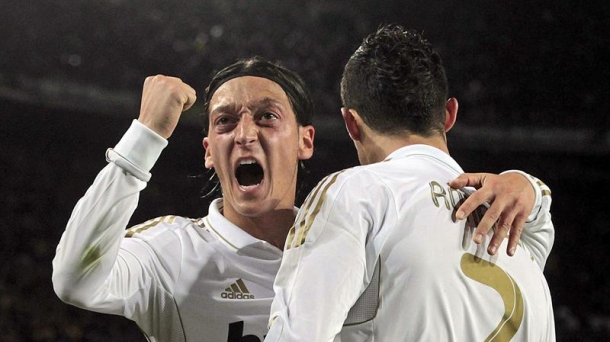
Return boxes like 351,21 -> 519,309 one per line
221,278 -> 255,299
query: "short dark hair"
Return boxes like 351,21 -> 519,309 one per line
202,57 -> 314,135
341,24 -> 448,136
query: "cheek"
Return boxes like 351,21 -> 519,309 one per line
271,132 -> 301,166
205,137 -> 231,170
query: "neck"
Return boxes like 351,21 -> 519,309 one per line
224,206 -> 296,249
359,132 -> 449,164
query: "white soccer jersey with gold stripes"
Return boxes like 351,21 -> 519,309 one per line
53,120 -> 282,342
267,144 -> 555,342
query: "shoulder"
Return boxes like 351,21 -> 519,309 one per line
121,215 -> 210,266
317,165 -> 391,196
321,165 -> 382,187
304,166 -> 394,215
125,215 -> 202,239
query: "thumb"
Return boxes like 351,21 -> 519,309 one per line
181,86 -> 197,112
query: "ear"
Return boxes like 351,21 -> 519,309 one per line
203,137 -> 214,168
297,125 -> 315,160
444,98 -> 459,132
341,107 -> 362,142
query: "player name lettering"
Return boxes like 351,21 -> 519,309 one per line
429,180 -> 465,211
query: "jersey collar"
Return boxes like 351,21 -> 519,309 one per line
384,144 -> 463,174
204,198 -> 286,255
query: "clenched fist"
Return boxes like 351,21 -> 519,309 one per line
138,75 -> 197,139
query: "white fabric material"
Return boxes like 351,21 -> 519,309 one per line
105,119 -> 168,182
267,144 -> 555,342
52,122 -> 285,342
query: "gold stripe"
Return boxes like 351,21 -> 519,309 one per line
297,174 -> 331,227
125,215 -> 176,237
192,217 -> 205,228
291,173 -> 338,249
286,174 -> 331,250
487,275 -> 523,342
230,284 -> 240,292
269,316 -> 278,329
535,179 -> 552,196
295,172 -> 342,248
535,179 -> 547,188
285,225 -> 296,250
460,253 -> 524,341
125,217 -> 162,237
236,278 -> 249,294
204,217 -> 239,250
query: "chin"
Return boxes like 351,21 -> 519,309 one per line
234,199 -> 277,217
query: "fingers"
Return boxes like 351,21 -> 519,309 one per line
455,187 -> 493,221
471,203 -> 498,244
449,173 -> 487,191
143,75 -> 197,111
182,86 -> 197,111
506,214 -> 526,256
139,75 -> 197,139
484,202 -> 528,256
450,173 -> 491,220
484,202 -> 516,256
452,172 -> 536,257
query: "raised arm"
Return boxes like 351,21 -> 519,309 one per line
52,76 -> 195,313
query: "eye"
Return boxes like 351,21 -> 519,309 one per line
214,116 -> 234,126
212,115 -> 238,133
260,112 -> 279,121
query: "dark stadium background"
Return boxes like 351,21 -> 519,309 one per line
1,1 -> 608,341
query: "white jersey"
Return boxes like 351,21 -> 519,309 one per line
52,120 -> 283,342
266,145 -> 555,342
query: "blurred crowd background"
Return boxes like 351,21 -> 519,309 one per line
1,0 -> 608,341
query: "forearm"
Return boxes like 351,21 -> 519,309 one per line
52,120 -> 167,311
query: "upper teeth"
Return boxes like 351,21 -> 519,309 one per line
239,159 -> 256,165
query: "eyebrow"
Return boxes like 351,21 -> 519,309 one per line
210,103 -> 238,117
252,97 -> 286,112
210,97 -> 286,116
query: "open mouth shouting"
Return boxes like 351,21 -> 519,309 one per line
235,159 -> 264,190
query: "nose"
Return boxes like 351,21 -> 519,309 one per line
235,115 -> 258,146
